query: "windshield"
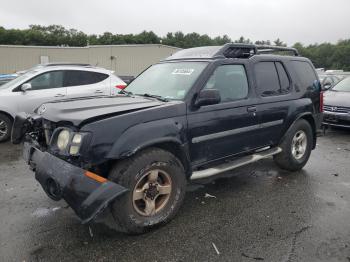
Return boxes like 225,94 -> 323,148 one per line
125,62 -> 208,100
0,71 -> 37,90
332,77 -> 350,92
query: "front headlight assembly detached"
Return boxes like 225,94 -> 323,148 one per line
57,129 -> 70,151
54,129 -> 87,156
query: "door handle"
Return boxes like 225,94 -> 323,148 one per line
54,94 -> 65,97
94,90 -> 104,94
247,106 -> 257,113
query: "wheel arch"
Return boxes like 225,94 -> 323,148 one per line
0,110 -> 14,122
105,139 -> 192,179
282,112 -> 317,149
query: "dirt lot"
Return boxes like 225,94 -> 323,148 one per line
0,129 -> 350,262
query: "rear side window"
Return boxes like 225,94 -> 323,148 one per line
203,64 -> 249,102
64,71 -> 109,87
255,62 -> 291,97
291,61 -> 317,92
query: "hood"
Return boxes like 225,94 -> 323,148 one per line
37,95 -> 164,126
324,90 -> 350,107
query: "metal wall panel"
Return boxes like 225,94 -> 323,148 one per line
0,45 -> 180,76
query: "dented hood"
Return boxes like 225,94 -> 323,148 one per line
37,95 -> 164,126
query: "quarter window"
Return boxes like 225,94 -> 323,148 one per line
203,64 -> 249,102
64,71 -> 109,87
290,61 -> 317,92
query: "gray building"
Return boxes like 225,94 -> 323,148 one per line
0,44 -> 181,76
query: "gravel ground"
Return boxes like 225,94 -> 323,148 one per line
0,129 -> 349,262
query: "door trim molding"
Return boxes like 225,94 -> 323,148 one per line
191,119 -> 283,144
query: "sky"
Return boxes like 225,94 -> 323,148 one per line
0,0 -> 349,45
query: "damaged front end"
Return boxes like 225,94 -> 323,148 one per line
12,113 -> 128,224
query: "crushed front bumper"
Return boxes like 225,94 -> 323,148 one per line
24,142 -> 128,224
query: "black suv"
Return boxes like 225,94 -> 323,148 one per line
12,44 -> 323,234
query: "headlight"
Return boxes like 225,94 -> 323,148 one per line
57,130 -> 70,151
53,128 -> 87,155
70,133 -> 83,155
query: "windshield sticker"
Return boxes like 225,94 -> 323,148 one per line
172,69 -> 194,75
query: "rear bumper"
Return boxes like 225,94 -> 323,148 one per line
24,142 -> 128,223
323,111 -> 350,128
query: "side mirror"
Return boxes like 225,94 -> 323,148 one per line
195,89 -> 221,107
21,83 -> 32,92
323,81 -> 332,90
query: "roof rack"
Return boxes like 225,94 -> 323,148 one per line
43,63 -> 92,67
216,43 -> 299,58
255,45 -> 299,56
165,43 -> 299,60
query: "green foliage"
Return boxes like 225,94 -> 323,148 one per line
0,25 -> 349,70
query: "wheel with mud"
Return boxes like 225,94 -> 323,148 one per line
108,148 -> 186,234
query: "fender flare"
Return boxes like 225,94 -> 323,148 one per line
280,112 -> 317,149
106,118 -> 189,160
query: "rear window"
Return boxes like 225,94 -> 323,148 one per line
64,71 -> 109,87
291,61 -> 317,92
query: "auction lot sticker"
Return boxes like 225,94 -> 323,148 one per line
172,69 -> 194,75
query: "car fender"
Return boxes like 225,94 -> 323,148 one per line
106,117 -> 188,159
0,105 -> 17,119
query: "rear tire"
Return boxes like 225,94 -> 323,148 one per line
0,113 -> 13,143
274,119 -> 313,171
108,148 -> 186,234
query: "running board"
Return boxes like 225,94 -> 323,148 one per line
190,147 -> 282,180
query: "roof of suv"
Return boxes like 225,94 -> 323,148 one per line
164,43 -> 300,61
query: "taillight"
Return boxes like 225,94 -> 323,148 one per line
320,91 -> 324,113
115,84 -> 127,89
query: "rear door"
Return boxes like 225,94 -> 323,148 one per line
64,70 -> 110,98
187,62 -> 260,166
17,70 -> 67,113
253,60 -> 293,147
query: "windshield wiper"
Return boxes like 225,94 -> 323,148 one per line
139,93 -> 169,102
118,89 -> 133,96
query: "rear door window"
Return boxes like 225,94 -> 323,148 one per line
255,61 -> 291,96
255,62 -> 280,96
64,71 -> 109,87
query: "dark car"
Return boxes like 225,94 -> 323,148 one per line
323,76 -> 350,128
12,44 -> 323,234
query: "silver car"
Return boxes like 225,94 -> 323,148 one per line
0,65 -> 126,142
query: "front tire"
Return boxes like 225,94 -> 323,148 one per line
274,119 -> 313,171
0,113 -> 13,143
108,148 -> 186,234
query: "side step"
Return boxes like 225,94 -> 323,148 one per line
190,147 -> 282,180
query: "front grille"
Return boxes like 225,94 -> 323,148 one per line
323,105 -> 350,113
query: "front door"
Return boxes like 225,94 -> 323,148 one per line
17,70 -> 67,113
187,63 -> 259,166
